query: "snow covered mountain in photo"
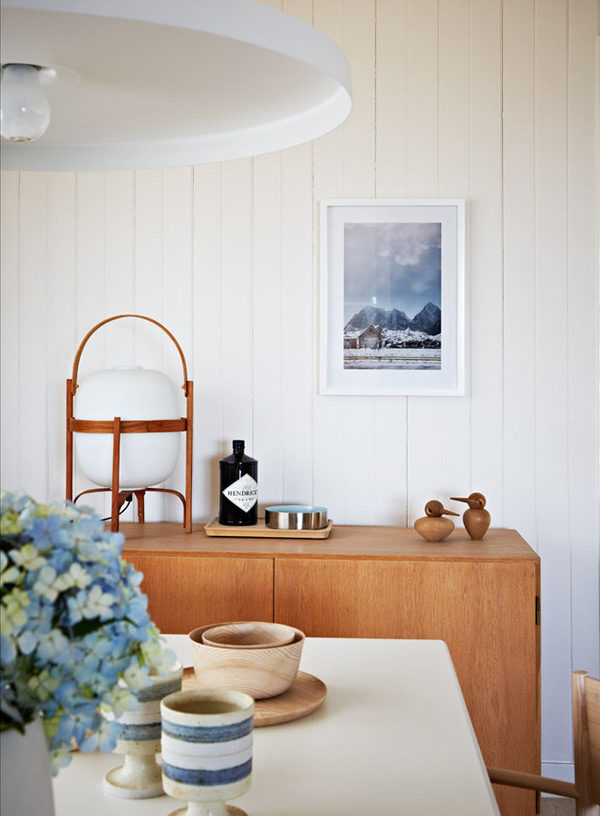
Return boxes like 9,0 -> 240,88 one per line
382,328 -> 440,348
408,302 -> 441,335
345,302 -> 441,336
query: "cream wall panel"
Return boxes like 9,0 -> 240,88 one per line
566,0 -> 600,679
193,163 -> 223,522
1,0 -> 598,771
406,0 -> 438,193
374,0 -> 409,525
436,0 -> 471,508
102,171 -> 136,521
468,0 -> 505,524
1,173 -> 20,489
502,0 -> 537,547
46,174 -> 76,505
276,0 -> 315,508
134,169 -> 164,371
134,169 -> 166,521
312,0 -> 348,523
75,173 -> 105,375
281,141 -> 315,504
18,173 -> 48,500
405,0 -> 442,525
161,167 -> 194,520
535,0 -> 572,761
104,172 -> 135,364
221,160 -> 254,451
73,169 -> 109,523
161,167 -> 194,386
282,0 -> 313,504
344,0 -> 376,194
339,0 -> 377,525
253,151 -> 284,510
73,173 -> 107,514
375,0 -> 408,193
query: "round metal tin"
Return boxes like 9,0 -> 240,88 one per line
265,505 -> 328,530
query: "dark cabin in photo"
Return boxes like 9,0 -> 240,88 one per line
357,324 -> 382,350
344,331 -> 359,349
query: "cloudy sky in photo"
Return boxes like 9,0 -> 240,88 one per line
344,222 -> 441,322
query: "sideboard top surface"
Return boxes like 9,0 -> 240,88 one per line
120,523 -> 538,563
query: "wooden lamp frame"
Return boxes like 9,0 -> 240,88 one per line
66,314 -> 193,533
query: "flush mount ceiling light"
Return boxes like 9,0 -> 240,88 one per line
1,63 -> 52,142
1,0 -> 352,171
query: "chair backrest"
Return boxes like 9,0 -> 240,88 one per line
573,671 -> 600,811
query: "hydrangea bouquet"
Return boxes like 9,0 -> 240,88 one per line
0,491 -> 171,772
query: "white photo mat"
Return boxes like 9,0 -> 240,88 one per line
319,199 -> 466,396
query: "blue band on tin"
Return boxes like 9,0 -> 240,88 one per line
162,758 -> 252,787
116,722 -> 161,741
137,678 -> 182,702
161,716 -> 253,743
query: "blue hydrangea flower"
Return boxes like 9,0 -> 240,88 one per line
0,491 -> 167,773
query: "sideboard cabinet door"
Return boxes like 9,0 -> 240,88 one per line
127,554 -> 274,634
274,557 -> 539,816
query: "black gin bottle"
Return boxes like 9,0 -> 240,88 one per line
219,440 -> 258,525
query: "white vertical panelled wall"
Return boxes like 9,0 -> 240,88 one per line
0,0 -> 598,778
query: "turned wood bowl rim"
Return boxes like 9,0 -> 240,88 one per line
189,622 -> 306,651
200,621 -> 297,650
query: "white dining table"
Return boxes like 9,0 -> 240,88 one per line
53,636 -> 500,815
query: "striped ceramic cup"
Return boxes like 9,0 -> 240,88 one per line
161,689 -> 254,816
104,662 -> 183,799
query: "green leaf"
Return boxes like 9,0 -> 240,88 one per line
60,616 -> 136,639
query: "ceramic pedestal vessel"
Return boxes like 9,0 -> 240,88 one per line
104,663 -> 183,799
0,717 -> 55,816
161,689 -> 254,816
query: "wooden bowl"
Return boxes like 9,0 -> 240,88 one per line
201,621 -> 296,649
188,623 -> 305,700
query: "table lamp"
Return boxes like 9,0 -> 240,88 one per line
66,314 -> 193,532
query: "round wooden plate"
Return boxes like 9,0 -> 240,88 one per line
170,808 -> 246,816
181,667 -> 327,727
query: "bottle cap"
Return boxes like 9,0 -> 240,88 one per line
232,440 -> 245,454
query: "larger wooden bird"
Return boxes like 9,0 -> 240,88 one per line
450,492 -> 490,539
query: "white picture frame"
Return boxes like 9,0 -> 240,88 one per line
319,199 -> 466,396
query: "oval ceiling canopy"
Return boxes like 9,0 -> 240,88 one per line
1,0 -> 352,170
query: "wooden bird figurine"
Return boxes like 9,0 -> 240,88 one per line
414,500 -> 459,542
450,492 -> 491,539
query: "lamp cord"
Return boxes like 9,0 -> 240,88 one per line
102,493 -> 133,522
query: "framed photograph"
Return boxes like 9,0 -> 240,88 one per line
319,199 -> 466,396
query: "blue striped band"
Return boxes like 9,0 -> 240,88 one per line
137,678 -> 182,702
162,758 -> 252,787
161,717 -> 253,743
116,722 -> 161,741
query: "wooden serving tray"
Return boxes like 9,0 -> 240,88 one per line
181,667 -> 327,727
205,517 -> 333,539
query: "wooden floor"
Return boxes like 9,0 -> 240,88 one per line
541,798 -> 575,815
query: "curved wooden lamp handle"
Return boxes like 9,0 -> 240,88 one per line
71,314 -> 189,396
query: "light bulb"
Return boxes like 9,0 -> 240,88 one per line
1,64 -> 51,143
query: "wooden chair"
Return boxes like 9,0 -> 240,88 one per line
488,671 -> 600,815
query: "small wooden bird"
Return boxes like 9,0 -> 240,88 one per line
450,492 -> 491,540
414,500 -> 459,542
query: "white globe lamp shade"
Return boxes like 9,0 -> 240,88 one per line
0,63 -> 51,142
74,367 -> 180,490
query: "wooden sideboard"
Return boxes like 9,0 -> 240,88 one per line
122,523 -> 540,816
